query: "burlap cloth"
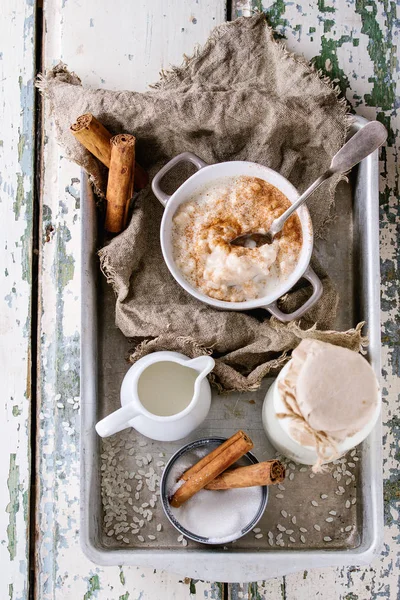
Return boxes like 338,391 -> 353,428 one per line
38,15 -> 366,392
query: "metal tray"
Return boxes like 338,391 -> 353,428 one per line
80,116 -> 383,582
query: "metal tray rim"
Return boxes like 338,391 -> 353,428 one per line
80,115 -> 383,582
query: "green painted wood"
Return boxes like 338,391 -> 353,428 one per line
31,0 -> 400,597
230,0 -> 400,596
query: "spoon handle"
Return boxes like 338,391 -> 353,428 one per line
330,120 -> 387,173
270,120 -> 387,238
269,172 -> 330,238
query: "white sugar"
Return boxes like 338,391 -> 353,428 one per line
167,450 -> 263,542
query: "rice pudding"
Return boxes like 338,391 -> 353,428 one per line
172,175 -> 302,302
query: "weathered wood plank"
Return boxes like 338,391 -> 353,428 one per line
0,1 -> 36,599
36,0 -> 399,597
230,0 -> 400,597
36,1 -> 226,598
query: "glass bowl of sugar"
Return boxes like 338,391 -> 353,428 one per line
160,437 -> 268,545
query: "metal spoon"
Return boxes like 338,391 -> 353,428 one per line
230,120 -> 387,248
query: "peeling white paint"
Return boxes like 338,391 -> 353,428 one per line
3,0 -> 399,598
0,1 -> 35,599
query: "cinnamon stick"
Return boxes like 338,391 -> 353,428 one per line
204,460 -> 285,490
170,431 -> 253,508
180,430 -> 245,481
105,134 -> 136,233
70,113 -> 148,190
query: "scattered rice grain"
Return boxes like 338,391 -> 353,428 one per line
314,524 -> 321,531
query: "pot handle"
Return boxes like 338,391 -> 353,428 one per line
151,152 -> 208,206
266,266 -> 323,322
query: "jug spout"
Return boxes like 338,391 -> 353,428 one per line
185,355 -> 215,378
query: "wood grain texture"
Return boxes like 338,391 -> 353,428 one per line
36,1 -> 226,599
231,0 -> 400,597
0,2 -> 35,600
31,0 -> 399,598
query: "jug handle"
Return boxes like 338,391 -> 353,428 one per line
95,403 -> 141,438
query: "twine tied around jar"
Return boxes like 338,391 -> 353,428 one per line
277,378 -> 340,473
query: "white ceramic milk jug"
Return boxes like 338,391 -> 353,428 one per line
95,351 -> 215,442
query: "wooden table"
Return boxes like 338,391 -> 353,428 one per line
1,1 -> 398,598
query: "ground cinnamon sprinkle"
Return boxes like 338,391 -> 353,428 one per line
172,175 -> 302,302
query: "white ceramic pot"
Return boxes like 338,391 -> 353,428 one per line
95,351 -> 215,442
152,152 -> 322,321
262,362 -> 382,465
